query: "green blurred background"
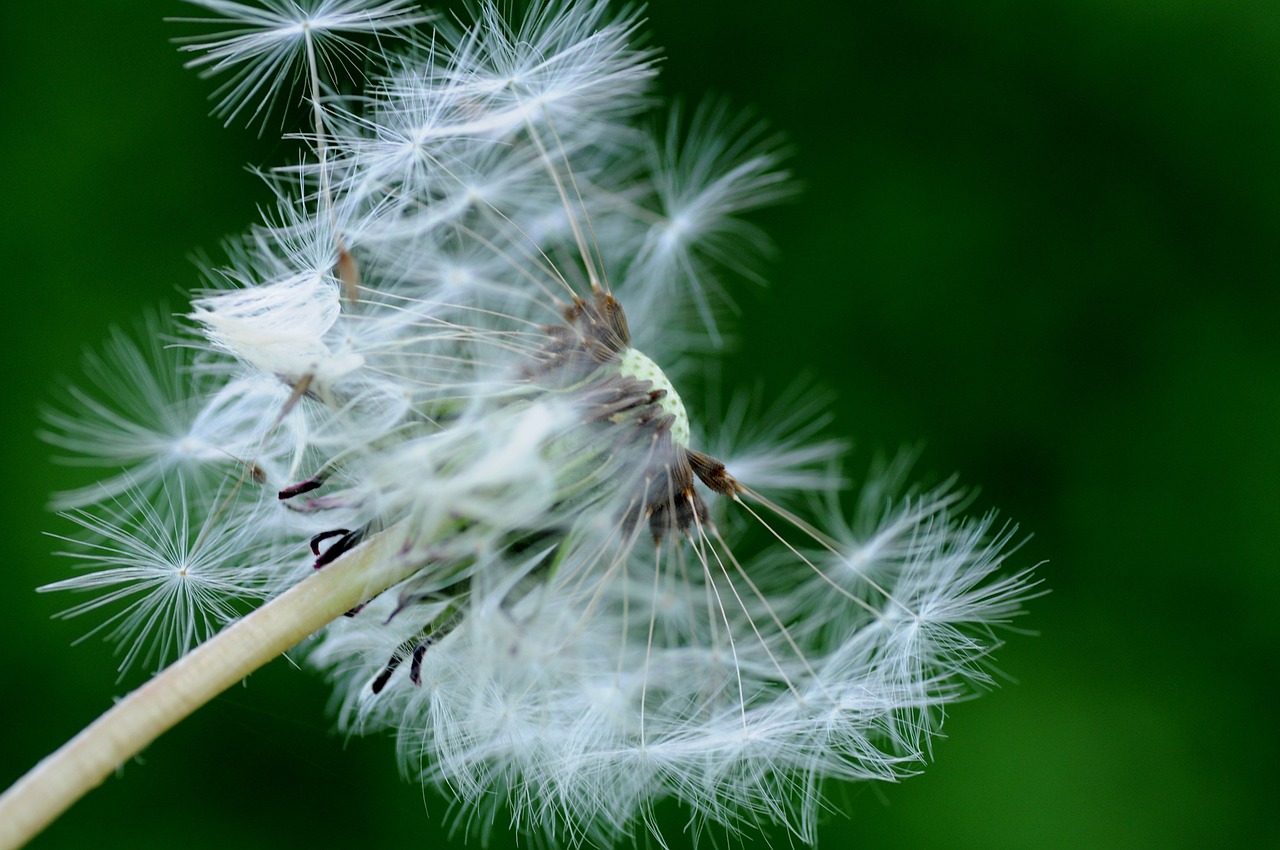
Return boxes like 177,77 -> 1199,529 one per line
2,1 -> 1277,847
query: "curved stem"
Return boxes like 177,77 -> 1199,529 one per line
0,527 -> 415,850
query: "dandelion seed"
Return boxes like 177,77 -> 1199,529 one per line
631,100 -> 798,340
173,0 -> 431,126
40,480 -> 281,676
41,316 -> 295,510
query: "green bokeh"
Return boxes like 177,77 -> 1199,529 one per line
2,1 -> 1275,848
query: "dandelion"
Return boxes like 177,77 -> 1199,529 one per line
0,1 -> 1040,848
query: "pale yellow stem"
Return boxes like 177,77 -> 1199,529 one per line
0,526 -> 416,850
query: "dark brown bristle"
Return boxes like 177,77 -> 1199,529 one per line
336,243 -> 362,306
309,528 -> 351,556
370,655 -> 401,694
278,476 -> 325,500
688,449 -> 742,496
410,641 -> 431,686
313,528 -> 364,569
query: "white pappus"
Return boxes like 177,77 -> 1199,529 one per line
34,0 -> 1040,846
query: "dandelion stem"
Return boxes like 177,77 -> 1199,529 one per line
0,526 -> 416,850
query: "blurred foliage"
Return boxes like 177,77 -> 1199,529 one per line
1,1 -> 1275,848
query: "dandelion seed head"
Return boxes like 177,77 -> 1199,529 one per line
616,347 -> 690,447
40,1 -> 1040,844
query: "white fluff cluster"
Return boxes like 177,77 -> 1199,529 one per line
43,0 -> 1038,844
